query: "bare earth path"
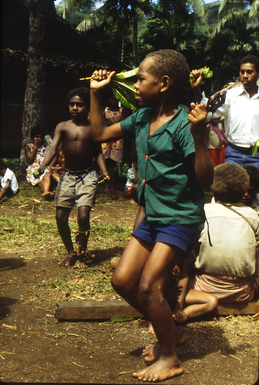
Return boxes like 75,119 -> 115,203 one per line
0,184 -> 258,384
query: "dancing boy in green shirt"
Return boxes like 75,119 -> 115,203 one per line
90,49 -> 214,382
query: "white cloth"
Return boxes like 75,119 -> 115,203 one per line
251,194 -> 259,214
194,202 -> 259,278
201,85 -> 259,148
43,135 -> 53,147
0,168 -> 19,194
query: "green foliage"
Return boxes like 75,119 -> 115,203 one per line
190,66 -> 213,81
1,158 -> 19,171
81,67 -> 138,110
252,140 -> 259,156
111,68 -> 138,110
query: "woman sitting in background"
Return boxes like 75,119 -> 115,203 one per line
25,125 -> 56,199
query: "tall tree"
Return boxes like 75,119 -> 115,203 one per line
55,0 -> 94,20
18,0 -> 56,177
77,0 -> 152,65
205,0 -> 259,89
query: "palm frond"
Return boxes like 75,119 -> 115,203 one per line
80,68 -> 139,111
206,11 -> 248,48
76,3 -> 110,31
111,68 -> 138,111
249,0 -> 259,19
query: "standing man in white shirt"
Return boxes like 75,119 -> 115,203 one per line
0,161 -> 19,200
190,55 -> 259,168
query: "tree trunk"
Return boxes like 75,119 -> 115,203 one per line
121,32 -> 125,62
132,17 -> 138,67
18,0 -> 55,179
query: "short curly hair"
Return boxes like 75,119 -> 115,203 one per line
30,125 -> 45,140
243,165 -> 259,191
211,163 -> 249,203
240,55 -> 259,72
67,87 -> 90,106
145,50 -> 190,97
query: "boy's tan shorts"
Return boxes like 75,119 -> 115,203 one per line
54,168 -> 98,209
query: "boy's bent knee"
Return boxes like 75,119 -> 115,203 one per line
208,295 -> 218,311
111,272 -> 134,295
139,282 -> 162,305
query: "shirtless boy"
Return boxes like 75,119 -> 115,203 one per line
90,50 -> 214,381
41,87 -> 109,268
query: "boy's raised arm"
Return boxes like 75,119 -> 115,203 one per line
188,103 -> 214,189
90,70 -> 124,143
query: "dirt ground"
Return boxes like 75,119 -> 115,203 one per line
0,183 -> 259,385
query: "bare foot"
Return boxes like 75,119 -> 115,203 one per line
133,355 -> 183,382
73,259 -> 88,269
129,199 -> 138,206
110,256 -> 121,270
142,343 -> 160,362
58,254 -> 77,267
42,191 -> 54,200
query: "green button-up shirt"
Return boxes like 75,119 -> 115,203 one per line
120,106 -> 205,225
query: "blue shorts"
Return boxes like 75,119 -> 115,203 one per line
132,217 -> 203,255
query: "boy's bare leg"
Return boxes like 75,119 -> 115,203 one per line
56,207 -> 77,266
73,205 -> 91,269
182,289 -> 218,319
112,239 -> 183,382
145,289 -> 217,362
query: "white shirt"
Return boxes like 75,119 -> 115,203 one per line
195,202 -> 259,278
0,168 -> 19,194
201,85 -> 259,148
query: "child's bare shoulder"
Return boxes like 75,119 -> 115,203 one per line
57,119 -> 74,130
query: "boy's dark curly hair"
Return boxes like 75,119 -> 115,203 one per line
67,87 -> 90,106
240,55 -> 259,72
243,165 -> 259,191
30,125 -> 45,140
145,50 -> 190,97
211,163 -> 249,203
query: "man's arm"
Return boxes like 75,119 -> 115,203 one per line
41,124 -> 62,169
188,103 -> 214,189
90,70 -> 124,143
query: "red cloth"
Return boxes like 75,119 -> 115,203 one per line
208,147 -> 226,167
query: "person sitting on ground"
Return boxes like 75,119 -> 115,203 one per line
190,163 -> 259,303
0,160 -> 19,200
40,87 -> 109,269
242,165 -> 259,214
25,125 -> 56,199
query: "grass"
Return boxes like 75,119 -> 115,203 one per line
0,175 -> 132,303
0,215 -> 131,254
